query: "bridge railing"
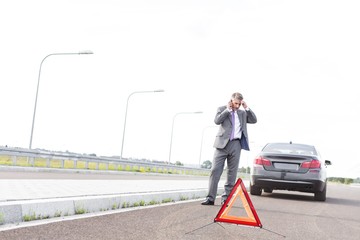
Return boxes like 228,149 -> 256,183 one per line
0,146 -> 212,176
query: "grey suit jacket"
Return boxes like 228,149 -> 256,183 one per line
213,106 -> 257,150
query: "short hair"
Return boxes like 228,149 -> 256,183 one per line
231,92 -> 243,101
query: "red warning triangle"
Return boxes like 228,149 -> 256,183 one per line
214,178 -> 262,228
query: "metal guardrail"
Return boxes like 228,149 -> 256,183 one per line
0,146 -> 211,175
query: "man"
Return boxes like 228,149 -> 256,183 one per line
201,92 -> 257,205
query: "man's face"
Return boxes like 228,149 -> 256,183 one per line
231,99 -> 242,110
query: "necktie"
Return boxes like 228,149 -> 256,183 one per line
230,111 -> 235,140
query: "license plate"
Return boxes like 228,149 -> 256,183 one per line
274,163 -> 298,170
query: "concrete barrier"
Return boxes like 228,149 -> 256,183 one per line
0,188 -> 219,225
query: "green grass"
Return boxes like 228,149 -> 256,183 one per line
54,211 -> 62,218
23,212 -> 37,222
122,202 -> 130,208
180,195 -> 189,201
75,161 -> 86,169
0,155 -> 12,165
0,212 -> 4,225
33,158 -> 46,167
148,200 -> 160,205
49,159 -> 62,168
15,157 -> 31,167
112,203 -> 120,210
75,206 -> 87,215
161,198 -> 173,203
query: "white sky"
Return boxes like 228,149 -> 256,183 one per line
1,0 -> 359,178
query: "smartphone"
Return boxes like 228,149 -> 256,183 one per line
228,100 -> 234,110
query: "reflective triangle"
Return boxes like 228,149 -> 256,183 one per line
214,178 -> 262,228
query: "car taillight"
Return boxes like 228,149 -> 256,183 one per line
254,156 -> 271,166
301,159 -> 321,169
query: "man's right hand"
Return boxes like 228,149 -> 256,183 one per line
227,100 -> 233,111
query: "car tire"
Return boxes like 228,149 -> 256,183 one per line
250,184 -> 262,196
314,183 -> 327,201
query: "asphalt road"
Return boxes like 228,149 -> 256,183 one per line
0,182 -> 359,240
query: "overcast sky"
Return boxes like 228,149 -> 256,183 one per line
1,0 -> 359,178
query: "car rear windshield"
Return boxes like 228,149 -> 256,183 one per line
262,143 -> 317,155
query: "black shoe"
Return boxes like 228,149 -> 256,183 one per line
201,199 -> 214,205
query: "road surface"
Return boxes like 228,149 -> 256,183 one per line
1,182 -> 359,240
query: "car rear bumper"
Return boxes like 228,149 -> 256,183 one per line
251,176 -> 326,193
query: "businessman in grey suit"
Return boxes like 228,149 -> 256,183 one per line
201,92 -> 257,205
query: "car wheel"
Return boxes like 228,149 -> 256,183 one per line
314,183 -> 327,201
250,184 -> 262,196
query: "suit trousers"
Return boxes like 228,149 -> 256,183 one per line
206,139 -> 241,202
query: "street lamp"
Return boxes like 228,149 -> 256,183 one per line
120,89 -> 164,159
29,51 -> 93,149
198,125 -> 217,167
168,111 -> 202,164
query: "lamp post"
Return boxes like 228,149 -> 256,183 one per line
29,51 -> 93,149
198,125 -> 217,167
168,111 -> 202,164
120,89 -> 164,159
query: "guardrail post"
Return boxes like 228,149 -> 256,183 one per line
29,157 -> 34,167
11,155 -> 17,166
